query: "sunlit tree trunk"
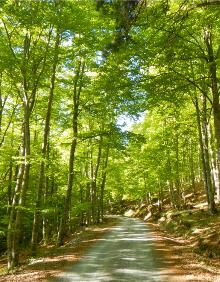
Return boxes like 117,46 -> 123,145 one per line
86,182 -> 92,226
31,31 -> 60,254
166,147 -> 176,208
43,175 -> 58,243
7,160 -> 13,215
194,95 -> 216,213
84,149 -> 92,226
174,128 -> 182,209
98,145 -> 109,222
7,101 -> 31,269
7,30 -> 33,269
57,60 -> 85,246
189,139 -> 196,195
5,23 -> 51,267
208,123 -> 219,201
92,136 -> 102,224
89,149 -> 95,223
204,28 -> 220,206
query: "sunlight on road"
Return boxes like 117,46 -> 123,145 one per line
52,217 -> 173,281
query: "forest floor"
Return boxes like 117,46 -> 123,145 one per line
1,198 -> 220,281
148,220 -> 220,281
0,217 -> 119,282
134,191 -> 220,281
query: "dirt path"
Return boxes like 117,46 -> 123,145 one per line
49,217 -> 180,281
0,218 -> 119,282
1,216 -> 220,281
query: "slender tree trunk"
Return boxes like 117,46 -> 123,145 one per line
57,136 -> 77,245
174,129 -> 182,209
7,159 -> 25,269
43,175 -> 57,243
158,180 -> 163,210
7,159 -> 13,215
5,24 -> 51,270
194,95 -> 216,213
208,122 -> 219,201
86,182 -> 92,226
99,145 -> 109,222
89,149 -> 94,224
92,136 -> 102,224
57,60 -> 85,246
7,105 -> 31,269
189,139 -> 196,195
31,31 -> 60,254
84,150 -> 92,226
204,28 -> 220,206
79,185 -> 85,226
166,143 -> 176,208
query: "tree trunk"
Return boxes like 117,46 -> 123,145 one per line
166,143 -> 176,208
57,60 -> 85,246
86,182 -> 92,226
92,136 -> 102,224
189,139 -> 196,195
208,122 -> 219,201
174,128 -> 182,209
7,161 -> 25,269
7,159 -> 13,215
99,145 -> 109,222
204,28 -> 220,206
5,24 -> 51,269
7,105 -> 31,269
43,175 -> 57,243
194,95 -> 216,213
31,31 -> 60,254
57,137 -> 77,245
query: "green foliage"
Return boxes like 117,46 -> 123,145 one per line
0,0 -> 219,265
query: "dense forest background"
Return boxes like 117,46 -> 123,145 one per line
0,0 -> 220,270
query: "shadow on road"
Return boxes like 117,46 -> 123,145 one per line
47,217 -> 182,281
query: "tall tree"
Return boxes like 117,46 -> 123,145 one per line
31,28 -> 61,253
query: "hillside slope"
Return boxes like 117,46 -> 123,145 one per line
124,190 -> 220,281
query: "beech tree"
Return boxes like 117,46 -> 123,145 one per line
0,0 -> 219,270
122,0 -> 220,212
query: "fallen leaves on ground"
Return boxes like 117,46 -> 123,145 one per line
148,222 -> 220,282
0,218 -> 118,282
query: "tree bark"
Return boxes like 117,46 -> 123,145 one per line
6,26 -> 51,269
98,145 -> 109,222
92,136 -> 102,224
208,122 -> 219,201
189,139 -> 196,195
7,103 -> 31,269
57,60 -> 85,246
194,94 -> 216,213
166,147 -> 176,208
31,31 -> 60,254
174,127 -> 182,209
204,28 -> 220,207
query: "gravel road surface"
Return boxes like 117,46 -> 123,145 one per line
53,217 -> 174,281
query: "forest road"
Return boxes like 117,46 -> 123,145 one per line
51,217 -> 176,282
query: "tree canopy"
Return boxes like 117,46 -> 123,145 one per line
0,0 -> 219,270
